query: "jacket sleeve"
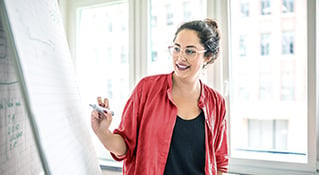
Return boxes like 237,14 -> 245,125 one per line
215,97 -> 229,172
110,79 -> 144,161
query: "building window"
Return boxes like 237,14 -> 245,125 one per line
119,78 -> 128,99
239,35 -> 247,56
240,2 -> 250,17
229,0 -> 311,172
282,0 -> 294,13
76,2 -> 129,165
282,31 -> 294,55
151,51 -> 158,62
259,73 -> 272,100
106,15 -> 112,32
238,74 -> 250,101
166,4 -> 174,26
183,1 -> 192,21
120,46 -> 127,64
107,79 -> 113,98
248,119 -> 288,150
261,0 -> 271,15
260,33 -> 270,56
151,15 -> 157,27
107,47 -> 112,63
280,61 -> 295,100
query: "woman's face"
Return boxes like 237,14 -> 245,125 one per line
172,29 -> 209,82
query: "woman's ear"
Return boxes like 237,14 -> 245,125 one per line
204,53 -> 213,63
202,54 -> 211,69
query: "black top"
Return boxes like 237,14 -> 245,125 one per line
164,111 -> 206,175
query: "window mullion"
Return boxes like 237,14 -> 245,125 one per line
307,0 -> 317,171
131,0 -> 148,85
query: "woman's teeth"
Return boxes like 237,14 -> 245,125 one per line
176,64 -> 190,70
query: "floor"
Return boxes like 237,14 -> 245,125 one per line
101,169 -> 240,175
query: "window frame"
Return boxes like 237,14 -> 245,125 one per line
220,0 -> 318,174
65,0 -> 143,169
66,0 -> 146,89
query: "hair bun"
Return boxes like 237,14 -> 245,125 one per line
204,18 -> 218,29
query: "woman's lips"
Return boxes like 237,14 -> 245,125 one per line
176,63 -> 190,70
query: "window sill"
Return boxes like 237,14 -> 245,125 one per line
99,159 -> 122,172
229,161 -> 319,175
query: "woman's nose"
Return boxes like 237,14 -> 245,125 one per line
177,51 -> 187,61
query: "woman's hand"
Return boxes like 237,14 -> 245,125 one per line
90,97 -> 127,156
91,97 -> 113,136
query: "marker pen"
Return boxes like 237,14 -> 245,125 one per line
89,104 -> 114,116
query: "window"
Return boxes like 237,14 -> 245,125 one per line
239,35 -> 247,56
165,4 -> 174,26
107,79 -> 113,98
119,78 -> 129,99
247,119 -> 288,150
74,1 -> 129,166
151,15 -> 157,27
280,61 -> 295,100
228,0 -> 317,174
261,0 -> 271,15
65,0 -> 318,173
151,51 -> 158,62
107,47 -> 112,63
282,0 -> 294,13
183,1 -> 192,21
282,31 -> 295,55
237,74 -> 251,101
260,33 -> 270,56
258,61 -> 272,100
148,0 -> 206,76
240,1 -> 250,17
258,72 -> 272,100
120,46 -> 127,64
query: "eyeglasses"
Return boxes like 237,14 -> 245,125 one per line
168,46 -> 206,60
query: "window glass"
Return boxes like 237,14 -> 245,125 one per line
76,2 -> 129,163
148,0 -> 206,76
261,0 -> 271,15
260,33 -> 270,56
282,0 -> 294,13
247,119 -> 288,150
229,0 -> 307,163
282,31 -> 295,55
240,1 -> 250,17
239,35 -> 247,56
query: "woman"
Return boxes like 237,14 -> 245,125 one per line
91,18 -> 228,175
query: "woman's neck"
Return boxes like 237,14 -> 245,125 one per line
172,74 -> 201,98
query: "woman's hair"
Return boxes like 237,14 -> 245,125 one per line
173,18 -> 221,67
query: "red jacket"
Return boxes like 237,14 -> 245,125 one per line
111,72 -> 228,175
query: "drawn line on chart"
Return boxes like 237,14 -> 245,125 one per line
0,81 -> 19,85
26,29 -> 55,49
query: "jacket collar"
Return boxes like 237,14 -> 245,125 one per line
198,79 -> 206,109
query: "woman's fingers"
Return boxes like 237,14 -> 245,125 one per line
104,98 -> 109,109
97,96 -> 110,108
91,110 -> 100,119
97,96 -> 103,106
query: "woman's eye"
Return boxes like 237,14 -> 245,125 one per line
185,49 -> 195,55
174,47 -> 181,52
